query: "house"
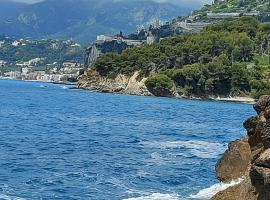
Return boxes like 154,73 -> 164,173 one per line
7,71 -> 22,79
63,62 -> 80,68
71,43 -> 81,47
12,40 -> 22,47
207,12 -> 240,19
0,41 -> 5,48
0,60 -> 7,66
21,67 -> 32,76
97,35 -> 121,42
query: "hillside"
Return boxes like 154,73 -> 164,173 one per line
79,17 -> 270,99
192,0 -> 270,22
0,37 -> 84,70
0,0 -> 194,43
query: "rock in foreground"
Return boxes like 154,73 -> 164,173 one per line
212,95 -> 270,200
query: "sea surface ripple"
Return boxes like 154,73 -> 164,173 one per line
0,80 -> 254,200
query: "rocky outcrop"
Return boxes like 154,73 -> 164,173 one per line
211,95 -> 270,200
215,137 -> 251,183
78,70 -> 151,96
84,39 -> 130,68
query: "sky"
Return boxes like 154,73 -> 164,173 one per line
12,0 -> 213,4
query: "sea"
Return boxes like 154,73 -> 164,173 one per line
0,80 -> 255,200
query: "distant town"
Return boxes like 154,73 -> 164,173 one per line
0,38 -> 84,83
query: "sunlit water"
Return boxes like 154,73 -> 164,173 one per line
0,80 -> 254,200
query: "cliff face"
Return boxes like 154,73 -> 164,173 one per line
78,70 -> 151,96
84,40 -> 130,68
212,96 -> 270,200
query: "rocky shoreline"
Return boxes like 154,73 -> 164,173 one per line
78,70 -> 255,104
211,96 -> 270,200
78,70 -> 152,96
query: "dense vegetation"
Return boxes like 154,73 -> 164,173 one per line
194,0 -> 270,16
93,17 -> 270,98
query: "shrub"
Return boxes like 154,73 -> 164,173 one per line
145,74 -> 174,97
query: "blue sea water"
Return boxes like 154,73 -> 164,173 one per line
0,80 -> 254,200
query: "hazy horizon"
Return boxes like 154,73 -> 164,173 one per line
10,0 -> 213,6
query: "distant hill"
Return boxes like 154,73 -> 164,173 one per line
0,37 -> 84,67
0,0 -> 195,43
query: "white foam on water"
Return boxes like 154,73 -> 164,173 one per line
142,140 -> 227,159
189,178 -> 244,200
0,194 -> 25,200
61,86 -> 68,89
39,85 -> 47,88
123,193 -> 180,200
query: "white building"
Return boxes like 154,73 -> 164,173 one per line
12,40 -> 22,47
0,60 -> 7,66
97,35 -> 119,42
8,71 -> 21,79
207,12 -> 240,19
71,43 -> 81,47
123,39 -> 145,46
22,67 -> 32,76
63,62 -> 80,68
0,41 -> 5,48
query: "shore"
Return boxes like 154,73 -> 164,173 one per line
211,96 -> 255,104
0,77 -> 77,86
1,77 -> 256,104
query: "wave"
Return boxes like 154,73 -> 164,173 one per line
39,85 -> 48,88
0,194 -> 25,200
123,178 -> 243,200
61,86 -> 69,90
123,193 -> 180,200
142,140 -> 227,159
189,178 -> 244,200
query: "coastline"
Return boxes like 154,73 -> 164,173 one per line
1,77 -> 256,104
79,86 -> 256,104
0,77 -> 77,86
210,96 -> 255,104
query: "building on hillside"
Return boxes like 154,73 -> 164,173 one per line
21,67 -> 32,76
7,71 -> 22,79
244,11 -> 260,17
12,40 -> 22,47
63,62 -> 80,68
0,41 -> 5,48
122,39 -> 145,46
0,60 -> 7,66
176,21 -> 212,32
206,12 -> 240,19
147,32 -> 158,45
97,35 -> 121,42
71,43 -> 81,47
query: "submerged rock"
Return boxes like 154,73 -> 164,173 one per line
212,95 -> 270,200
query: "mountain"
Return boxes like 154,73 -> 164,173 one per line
0,0 -> 195,43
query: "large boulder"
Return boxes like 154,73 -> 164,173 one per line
253,95 -> 270,114
215,137 -> 251,183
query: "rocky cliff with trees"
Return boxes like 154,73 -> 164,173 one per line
79,17 -> 270,99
